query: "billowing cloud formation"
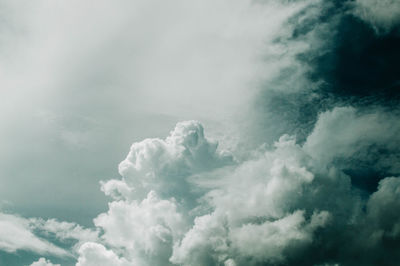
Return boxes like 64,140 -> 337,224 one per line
170,132 -> 346,265
30,258 -> 60,266
94,191 -> 184,264
74,113 -> 400,265
116,121 -> 232,200
90,121 -> 232,265
304,107 -> 400,174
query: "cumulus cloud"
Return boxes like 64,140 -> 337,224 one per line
112,120 -> 233,203
304,107 -> 400,171
229,210 -> 330,263
94,191 -> 185,264
75,109 -> 400,265
87,121 -> 233,265
171,210 -> 330,266
30,258 -> 60,266
76,242 -> 132,266
170,133 -> 347,265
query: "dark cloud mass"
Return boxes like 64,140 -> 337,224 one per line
253,0 -> 400,188
0,0 -> 400,265
254,0 -> 400,142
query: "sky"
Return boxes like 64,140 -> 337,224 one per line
0,0 -> 399,265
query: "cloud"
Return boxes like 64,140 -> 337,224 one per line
30,258 -> 60,266
1,0 -> 399,265
0,213 -> 67,256
303,107 -> 400,193
75,107 -> 400,265
170,133 -> 348,265
229,210 -> 330,263
114,120 -> 233,203
0,106 -> 396,265
91,121 -> 233,265
170,210 -> 330,266
76,242 -> 131,266
94,191 -> 185,264
352,0 -> 400,32
304,107 -> 400,168
30,218 -> 100,250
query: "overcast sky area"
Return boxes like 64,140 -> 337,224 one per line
0,0 -> 400,265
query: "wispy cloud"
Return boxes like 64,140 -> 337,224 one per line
0,213 -> 67,256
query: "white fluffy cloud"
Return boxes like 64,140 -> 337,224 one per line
1,106 -> 396,265
89,121 -> 232,265
170,210 -> 330,265
170,134 -> 340,265
304,107 -> 400,172
75,105 -> 400,265
71,117 -> 344,265
170,212 -> 231,265
76,242 -> 132,266
94,191 -> 185,264
112,120 -> 233,202
30,258 -> 60,266
229,210 -> 330,263
0,102 -> 392,266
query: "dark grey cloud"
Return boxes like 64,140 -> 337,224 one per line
250,0 -> 400,144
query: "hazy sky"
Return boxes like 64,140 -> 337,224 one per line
0,0 -> 400,265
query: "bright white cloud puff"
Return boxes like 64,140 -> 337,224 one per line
30,258 -> 60,266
